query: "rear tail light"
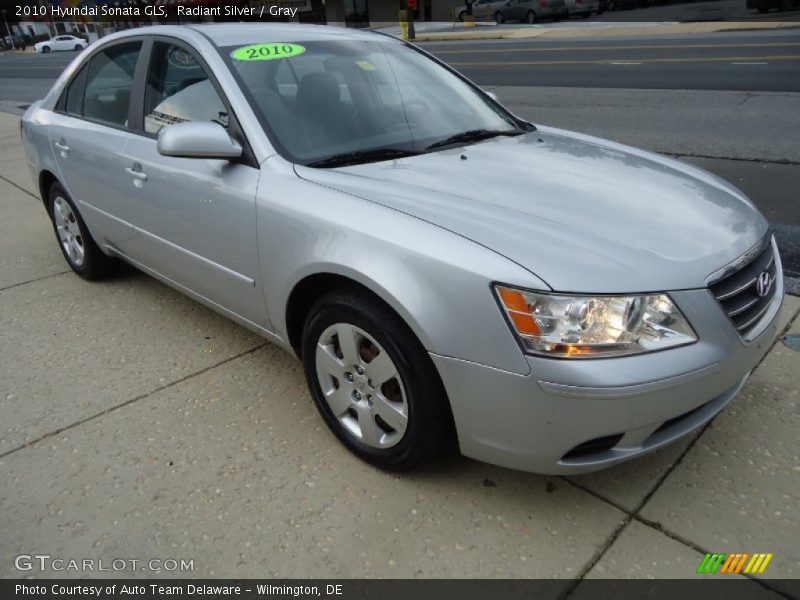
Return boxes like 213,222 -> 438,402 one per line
540,0 -> 548,6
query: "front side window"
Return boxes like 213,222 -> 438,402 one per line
225,40 -> 521,166
144,42 -> 228,135
82,41 -> 142,128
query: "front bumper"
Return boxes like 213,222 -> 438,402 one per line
432,271 -> 784,475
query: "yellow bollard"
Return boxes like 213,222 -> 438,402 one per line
463,14 -> 476,27
399,10 -> 409,41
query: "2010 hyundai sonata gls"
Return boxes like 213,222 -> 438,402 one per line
22,24 -> 783,474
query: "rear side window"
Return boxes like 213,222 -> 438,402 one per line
144,42 -> 228,135
64,65 -> 87,116
81,41 -> 142,128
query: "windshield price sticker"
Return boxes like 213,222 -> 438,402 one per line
231,43 -> 305,61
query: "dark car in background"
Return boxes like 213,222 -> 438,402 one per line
747,0 -> 800,12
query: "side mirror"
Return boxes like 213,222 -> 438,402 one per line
157,121 -> 242,160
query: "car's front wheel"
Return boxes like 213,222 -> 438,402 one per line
74,44 -> 82,51
495,10 -> 505,23
48,182 -> 113,279
41,46 -> 50,53
527,10 -> 538,22
301,288 -> 452,471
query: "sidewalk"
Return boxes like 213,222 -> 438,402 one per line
413,20 -> 800,42
0,111 -> 798,584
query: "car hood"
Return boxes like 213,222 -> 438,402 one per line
295,126 -> 768,293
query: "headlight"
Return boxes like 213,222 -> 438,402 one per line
495,285 -> 697,358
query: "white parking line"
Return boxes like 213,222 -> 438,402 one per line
610,62 -> 642,65
731,62 -> 768,65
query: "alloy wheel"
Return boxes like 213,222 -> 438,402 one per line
315,322 -> 409,449
52,195 -> 85,267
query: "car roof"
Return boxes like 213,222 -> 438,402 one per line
186,23 -> 395,46
92,24 -> 402,55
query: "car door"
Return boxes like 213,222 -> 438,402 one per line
48,40 -> 144,256
506,0 -> 524,19
54,36 -> 69,51
118,39 -> 265,327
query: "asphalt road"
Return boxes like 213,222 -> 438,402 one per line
424,32 -> 800,90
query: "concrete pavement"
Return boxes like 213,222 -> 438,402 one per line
0,111 -> 798,585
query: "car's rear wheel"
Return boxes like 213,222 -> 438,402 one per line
74,44 -> 82,51
48,182 -> 113,280
495,10 -> 505,23
527,10 -> 538,22
301,288 -> 452,471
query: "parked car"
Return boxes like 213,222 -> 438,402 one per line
472,0 -> 512,20
493,0 -> 566,22
565,0 -> 602,17
455,0 -> 499,20
34,35 -> 87,54
746,0 -> 800,12
22,24 -> 784,474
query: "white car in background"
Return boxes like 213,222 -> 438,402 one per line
565,0 -> 601,16
456,0 -> 508,20
34,35 -> 88,54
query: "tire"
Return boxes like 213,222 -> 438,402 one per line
757,5 -> 768,10
301,288 -> 453,471
495,10 -> 505,23
582,11 -> 591,16
42,46 -> 50,53
458,10 -> 466,20
47,182 -> 114,280
527,9 -> 537,22
74,44 -> 82,51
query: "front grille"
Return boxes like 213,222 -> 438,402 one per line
561,433 -> 623,461
709,238 -> 777,339
650,401 -> 707,438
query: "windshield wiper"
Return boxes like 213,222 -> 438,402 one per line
425,129 -> 524,151
306,148 -> 421,169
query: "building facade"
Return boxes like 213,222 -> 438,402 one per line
19,0 -> 462,39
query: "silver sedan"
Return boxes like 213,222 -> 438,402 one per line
22,24 -> 783,474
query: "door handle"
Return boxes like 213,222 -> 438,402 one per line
125,167 -> 148,182
54,141 -> 70,154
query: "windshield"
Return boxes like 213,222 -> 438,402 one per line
223,39 -> 524,166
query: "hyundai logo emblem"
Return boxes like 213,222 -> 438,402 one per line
756,271 -> 773,298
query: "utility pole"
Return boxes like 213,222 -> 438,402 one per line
1,9 -> 13,45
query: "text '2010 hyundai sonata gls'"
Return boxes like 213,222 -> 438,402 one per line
22,24 -> 783,474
